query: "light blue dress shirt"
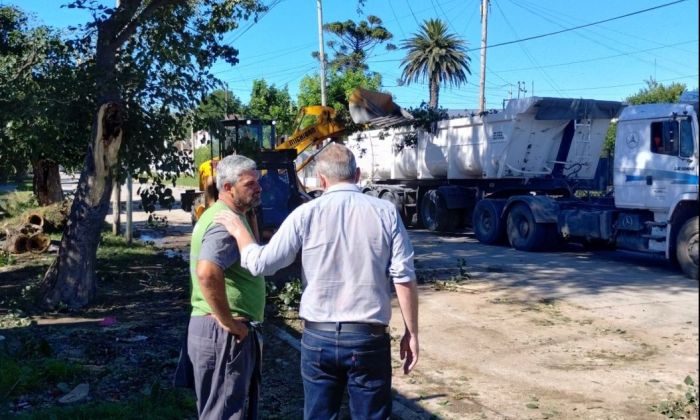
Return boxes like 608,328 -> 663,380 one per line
240,183 -> 416,325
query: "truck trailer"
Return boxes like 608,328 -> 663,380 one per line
347,93 -> 698,279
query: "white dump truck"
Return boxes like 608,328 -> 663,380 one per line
347,92 -> 698,279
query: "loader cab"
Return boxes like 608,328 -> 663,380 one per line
614,103 -> 698,211
221,117 -> 278,156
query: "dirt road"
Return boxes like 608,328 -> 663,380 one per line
108,190 -> 698,419
389,231 -> 698,419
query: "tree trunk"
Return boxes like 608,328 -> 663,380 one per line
40,102 -> 124,309
33,159 -> 64,205
429,77 -> 440,110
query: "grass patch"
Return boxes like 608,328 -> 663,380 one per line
173,175 -> 199,189
10,388 -> 196,420
0,356 -> 87,400
0,191 -> 37,223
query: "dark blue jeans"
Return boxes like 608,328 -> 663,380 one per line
301,327 -> 392,420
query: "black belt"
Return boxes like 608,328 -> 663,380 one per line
304,321 -> 388,334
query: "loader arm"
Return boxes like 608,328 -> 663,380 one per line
275,105 -> 346,160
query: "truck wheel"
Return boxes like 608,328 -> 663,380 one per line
420,189 -> 456,232
506,203 -> 551,251
380,190 -> 411,227
472,199 -> 506,244
676,216 -> 698,280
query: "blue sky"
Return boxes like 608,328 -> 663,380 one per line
4,0 -> 699,110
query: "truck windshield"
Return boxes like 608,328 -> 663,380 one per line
679,118 -> 694,157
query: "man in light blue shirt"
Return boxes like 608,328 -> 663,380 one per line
215,143 -> 419,420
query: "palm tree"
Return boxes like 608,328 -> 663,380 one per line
400,19 -> 471,109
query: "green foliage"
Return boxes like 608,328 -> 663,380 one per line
652,376 -> 699,419
320,15 -> 395,72
381,102 -> 449,151
0,356 -> 87,399
298,69 -> 381,126
602,80 -> 686,159
0,191 -> 37,219
246,79 -> 297,136
193,89 -> 244,143
602,121 -> 617,157
0,6 -> 90,182
400,18 -> 471,109
626,79 -> 686,105
268,278 -> 302,312
194,145 -> 217,172
0,250 -> 15,267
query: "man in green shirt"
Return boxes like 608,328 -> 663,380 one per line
187,154 -> 265,419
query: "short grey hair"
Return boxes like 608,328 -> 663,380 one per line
315,143 -> 356,182
216,154 -> 257,191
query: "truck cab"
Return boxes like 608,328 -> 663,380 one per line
613,93 -> 698,277
614,102 -> 698,211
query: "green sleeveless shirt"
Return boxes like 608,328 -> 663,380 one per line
189,201 -> 265,321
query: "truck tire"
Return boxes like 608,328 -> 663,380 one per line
676,216 -> 698,280
472,199 -> 506,244
506,203 -> 552,251
420,189 -> 457,232
379,189 -> 411,227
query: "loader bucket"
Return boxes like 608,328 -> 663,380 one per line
349,88 -> 413,126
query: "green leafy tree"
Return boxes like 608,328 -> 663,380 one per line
400,18 -> 471,109
38,0 -> 266,309
318,15 -> 395,72
602,80 -> 688,156
246,79 -> 297,136
626,78 -> 687,105
194,89 -> 243,132
0,6 -> 91,202
192,88 -> 243,156
297,69 -> 381,125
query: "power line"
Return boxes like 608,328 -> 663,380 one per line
405,0 -> 421,26
387,0 -> 406,38
494,40 -> 697,73
535,74 -> 697,93
223,0 -> 283,45
507,0 -> 689,76
468,0 -> 689,52
367,0 -> 691,65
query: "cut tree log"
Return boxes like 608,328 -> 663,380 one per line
26,213 -> 44,228
29,233 -> 51,253
6,234 -> 30,254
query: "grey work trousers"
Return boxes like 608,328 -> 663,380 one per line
187,315 -> 263,420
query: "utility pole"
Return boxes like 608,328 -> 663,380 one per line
112,0 -> 122,237
316,0 -> 327,106
478,0 -> 489,113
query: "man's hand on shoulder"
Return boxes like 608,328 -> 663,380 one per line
214,210 -> 247,238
